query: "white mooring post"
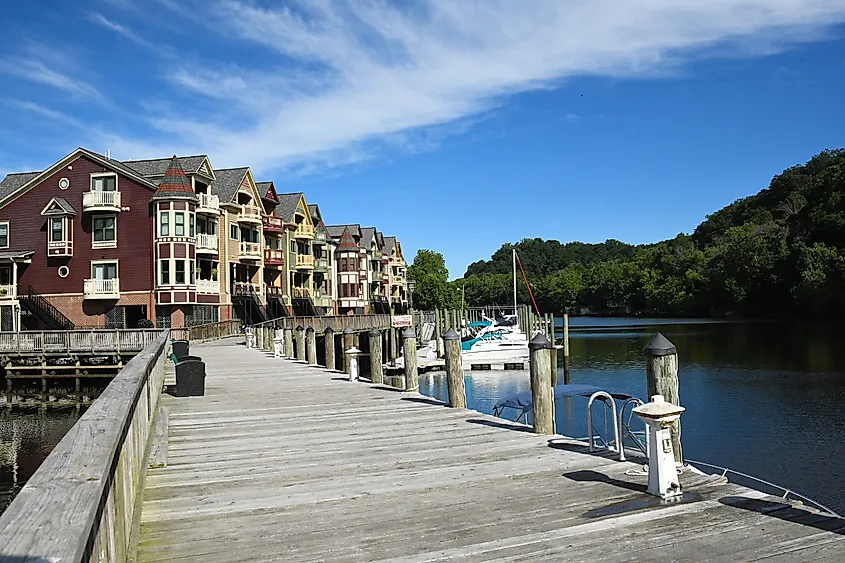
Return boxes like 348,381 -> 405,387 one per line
632,395 -> 686,499
246,326 -> 255,349
273,329 -> 283,358
345,347 -> 361,382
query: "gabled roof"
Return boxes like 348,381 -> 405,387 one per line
257,181 -> 278,203
383,236 -> 396,255
307,204 -> 321,221
152,156 -> 198,200
40,197 -> 77,216
360,227 -> 376,249
376,231 -> 385,247
336,227 -> 359,252
275,193 -> 305,223
122,155 -> 211,178
0,148 -> 158,208
327,224 -> 361,240
210,167 -> 249,204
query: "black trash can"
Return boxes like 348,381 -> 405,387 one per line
172,340 -> 190,361
175,358 -> 206,397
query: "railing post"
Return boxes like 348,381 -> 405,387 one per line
306,327 -> 317,365
644,333 -> 682,464
368,328 -> 383,385
529,333 -> 554,435
284,322 -> 294,358
295,325 -> 306,361
342,327 -> 354,374
402,327 -> 418,392
443,328 -> 465,408
323,326 -> 335,370
562,312 -> 571,384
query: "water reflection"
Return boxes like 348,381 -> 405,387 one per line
419,319 -> 845,512
0,409 -> 82,514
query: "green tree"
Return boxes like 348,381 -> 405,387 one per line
407,250 -> 456,310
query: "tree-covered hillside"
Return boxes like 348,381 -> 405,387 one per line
458,149 -> 845,317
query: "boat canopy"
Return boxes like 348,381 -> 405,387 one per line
467,321 -> 491,328
493,384 -> 636,416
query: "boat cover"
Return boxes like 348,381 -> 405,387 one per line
493,384 -> 636,415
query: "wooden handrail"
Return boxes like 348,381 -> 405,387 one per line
0,331 -> 169,561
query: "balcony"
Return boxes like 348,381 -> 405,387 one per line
239,241 -> 262,260
314,257 -> 329,271
197,193 -> 220,215
47,240 -> 73,257
0,284 -> 16,301
232,281 -> 261,296
264,248 -> 284,265
294,223 -> 314,240
196,279 -> 219,294
237,204 -> 262,225
82,191 -> 121,212
313,289 -> 332,307
313,230 -> 327,244
196,233 -> 218,254
263,215 -> 285,233
292,287 -> 310,298
265,284 -> 284,299
295,254 -> 314,269
83,278 -> 120,300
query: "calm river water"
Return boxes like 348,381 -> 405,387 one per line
419,318 -> 845,512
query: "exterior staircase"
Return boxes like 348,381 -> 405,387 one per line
19,286 -> 75,330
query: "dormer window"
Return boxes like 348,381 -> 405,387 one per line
40,198 -> 76,256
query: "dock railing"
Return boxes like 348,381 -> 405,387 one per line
0,331 -> 170,561
169,319 -> 242,342
0,328 -> 165,354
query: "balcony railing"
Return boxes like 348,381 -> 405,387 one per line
295,254 -> 314,269
265,285 -> 284,299
196,279 -> 219,294
292,287 -> 310,298
237,204 -> 262,224
313,230 -> 327,243
197,193 -> 220,214
196,233 -> 218,253
0,284 -> 16,300
82,191 -> 121,212
294,223 -> 314,239
239,241 -> 262,259
263,216 -> 285,232
83,278 -> 120,300
264,249 -> 284,264
232,281 -> 261,296
314,257 -> 329,270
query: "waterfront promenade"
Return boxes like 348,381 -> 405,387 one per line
135,338 -> 845,562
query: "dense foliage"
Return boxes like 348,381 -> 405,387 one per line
453,149 -> 845,317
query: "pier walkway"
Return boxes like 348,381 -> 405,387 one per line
136,339 -> 845,562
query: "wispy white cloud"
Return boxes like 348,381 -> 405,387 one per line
86,12 -> 174,57
94,0 -> 845,173
1,98 -> 86,129
0,41 -> 105,103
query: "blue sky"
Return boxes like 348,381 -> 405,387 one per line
1,1 -> 845,278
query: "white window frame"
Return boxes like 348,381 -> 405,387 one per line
0,221 -> 8,249
175,259 -> 186,285
230,223 -> 239,240
159,211 -> 170,237
90,172 -> 118,192
174,212 -> 185,237
49,217 -> 65,242
90,259 -> 119,280
160,259 -> 170,285
92,214 -> 117,248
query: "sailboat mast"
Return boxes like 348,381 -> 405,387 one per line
512,248 -> 517,318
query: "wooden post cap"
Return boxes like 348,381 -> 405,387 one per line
402,327 -> 416,339
443,328 -> 460,341
324,326 -> 334,334
369,328 -> 381,337
296,325 -> 304,331
529,333 -> 551,350
643,333 -> 677,357
343,327 -> 354,334
306,326 -> 314,333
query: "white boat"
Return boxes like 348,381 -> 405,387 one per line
461,315 -> 529,362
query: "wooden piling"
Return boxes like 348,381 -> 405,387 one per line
284,324 -> 294,359
324,327 -> 335,370
443,328 -> 466,408
402,327 -> 418,392
306,327 -> 317,365
550,344 -> 558,387
368,329 -> 383,385
644,333 -> 682,463
389,327 -> 398,366
435,309 -> 443,358
295,326 -> 306,362
529,333 -> 554,435
342,328 -> 354,374
562,313 -> 571,385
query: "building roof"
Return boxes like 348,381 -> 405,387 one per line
275,193 -> 304,222
122,155 -> 209,178
211,167 -> 249,204
360,227 -> 376,249
256,181 -> 278,203
41,197 -> 77,216
152,156 -> 198,200
336,227 -> 359,252
326,224 -> 361,239
0,250 -> 36,261
0,172 -> 40,202
383,236 -> 396,255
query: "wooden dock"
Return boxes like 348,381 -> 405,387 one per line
136,339 -> 845,562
